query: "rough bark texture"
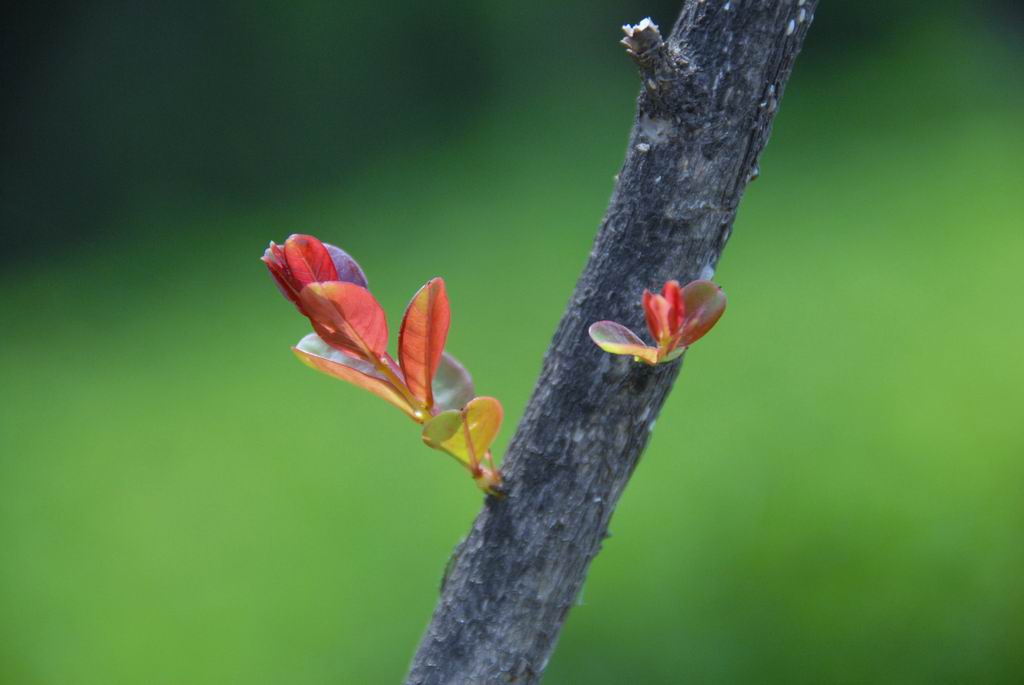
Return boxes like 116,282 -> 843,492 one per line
406,3 -> 817,683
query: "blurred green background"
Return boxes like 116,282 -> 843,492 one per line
2,1 -> 1023,683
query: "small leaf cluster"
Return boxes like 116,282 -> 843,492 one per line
589,279 -> 726,365
263,234 -> 503,494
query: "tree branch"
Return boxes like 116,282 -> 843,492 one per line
405,3 -> 817,683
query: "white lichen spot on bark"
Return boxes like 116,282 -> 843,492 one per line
639,114 -> 672,144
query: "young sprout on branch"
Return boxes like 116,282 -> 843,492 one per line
262,234 -> 504,494
422,397 -> 504,495
588,279 -> 726,365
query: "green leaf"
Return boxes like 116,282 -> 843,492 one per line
421,396 -> 503,469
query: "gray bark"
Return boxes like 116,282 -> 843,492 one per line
405,3 -> 817,683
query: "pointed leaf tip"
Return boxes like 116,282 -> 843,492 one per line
399,278 -> 451,409
681,280 -> 726,346
264,247 -> 296,302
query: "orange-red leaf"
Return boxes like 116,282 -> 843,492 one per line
398,278 -> 450,409
642,289 -> 671,343
663,280 -> 684,334
299,282 -> 388,361
292,334 -> 414,419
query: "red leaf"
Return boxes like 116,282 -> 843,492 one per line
263,242 -> 300,305
299,282 -> 388,361
663,280 -> 684,335
680,280 -> 727,346
643,289 -> 672,343
284,234 -> 338,285
398,278 -> 450,408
